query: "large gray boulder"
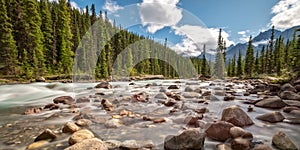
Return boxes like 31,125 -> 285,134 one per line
272,131 -> 298,150
256,112 -> 285,123
205,121 -> 234,141
164,128 -> 205,150
255,97 -> 286,109
221,105 -> 253,127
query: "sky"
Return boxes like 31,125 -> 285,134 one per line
68,0 -> 300,57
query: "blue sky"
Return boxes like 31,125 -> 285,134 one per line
70,0 -> 300,56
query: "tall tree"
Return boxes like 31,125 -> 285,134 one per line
214,28 -> 226,79
56,0 -> 73,74
0,0 -> 18,75
237,50 -> 243,77
260,46 -> 266,74
244,36 -> 254,77
40,0 -> 54,73
231,54 -> 236,76
201,44 -> 208,77
267,26 -> 275,74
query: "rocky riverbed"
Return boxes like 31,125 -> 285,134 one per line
0,79 -> 299,150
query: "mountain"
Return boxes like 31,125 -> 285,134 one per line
199,25 -> 300,61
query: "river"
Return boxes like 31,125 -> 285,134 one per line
0,79 -> 299,149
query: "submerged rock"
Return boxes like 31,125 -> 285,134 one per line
168,85 -> 179,89
62,122 -> 80,133
95,82 -> 112,89
27,140 -> 49,150
281,83 -> 296,92
252,144 -> 273,150
105,119 -> 122,128
53,96 -> 74,104
65,138 -> 108,150
34,129 -> 57,142
24,107 -> 43,115
280,91 -> 300,100
221,105 -> 253,127
255,97 -> 286,109
155,93 -> 168,99
272,131 -> 298,150
256,112 -> 285,123
164,128 -> 205,150
216,144 -> 232,150
231,137 -> 250,150
68,129 -> 95,145
205,121 -> 234,141
120,140 -> 153,149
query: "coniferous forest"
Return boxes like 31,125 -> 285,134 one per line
0,0 -> 299,81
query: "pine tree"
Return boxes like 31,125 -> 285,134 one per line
267,26 -> 275,74
293,29 -> 300,74
254,51 -> 259,75
237,50 -> 243,77
0,0 -> 18,75
57,0 -> 73,74
214,29 -> 226,79
260,46 -> 265,74
201,44 -> 208,77
227,59 -> 232,77
231,54 -> 236,76
40,0 -> 54,73
90,4 -> 97,26
244,36 -> 254,77
23,0 -> 46,77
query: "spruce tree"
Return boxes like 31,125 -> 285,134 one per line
254,51 -> 259,75
214,29 -> 226,79
267,26 -> 275,74
244,36 -> 254,77
237,50 -> 243,77
40,0 -> 54,73
201,44 -> 208,77
57,0 -> 73,74
260,46 -> 265,74
231,54 -> 236,76
0,0 -> 18,75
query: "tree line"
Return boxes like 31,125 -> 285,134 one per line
226,26 -> 300,78
0,0 -> 210,79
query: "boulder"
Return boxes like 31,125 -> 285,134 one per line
68,129 -> 95,145
76,97 -> 90,103
221,105 -> 253,127
27,140 -> 49,150
120,140 -> 153,149
272,131 -> 298,150
250,84 -> 268,94
216,144 -> 232,150
101,99 -> 113,111
252,144 -> 273,150
35,77 -> 46,82
281,83 -> 296,92
53,96 -> 74,105
104,140 -> 122,150
154,93 -> 168,99
164,99 -> 177,107
65,138 -> 108,150
224,96 -> 235,101
290,110 -> 300,116
283,100 -> 300,107
182,92 -> 200,98
164,128 -> 205,150
256,112 -> 285,123
95,82 -> 112,89
153,118 -> 166,123
104,119 -> 122,128
34,129 -> 57,142
62,122 -> 80,133
283,106 -> 300,113
294,79 -> 300,85
280,91 -> 300,100
205,121 -> 234,141
255,97 -> 286,109
231,137 -> 250,150
75,119 -> 92,127
229,127 -> 247,139
168,85 -> 179,89
185,86 -> 194,92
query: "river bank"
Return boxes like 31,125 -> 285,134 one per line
0,79 -> 299,149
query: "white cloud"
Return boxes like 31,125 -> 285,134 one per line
270,0 -> 300,30
253,40 -> 269,47
103,0 -> 124,14
138,0 -> 183,33
171,25 -> 235,57
70,1 -> 80,10
237,30 -> 250,43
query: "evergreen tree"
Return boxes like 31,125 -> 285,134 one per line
293,29 -> 300,74
23,0 -> 46,77
254,51 -> 259,74
0,0 -> 18,75
260,46 -> 266,74
231,54 -> 236,76
237,50 -> 243,77
201,44 -> 208,77
40,0 -> 54,73
244,36 -> 254,77
214,29 -> 226,79
56,0 -> 73,74
227,59 -> 232,77
267,26 -> 275,74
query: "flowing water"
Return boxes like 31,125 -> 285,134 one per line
0,80 -> 299,149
